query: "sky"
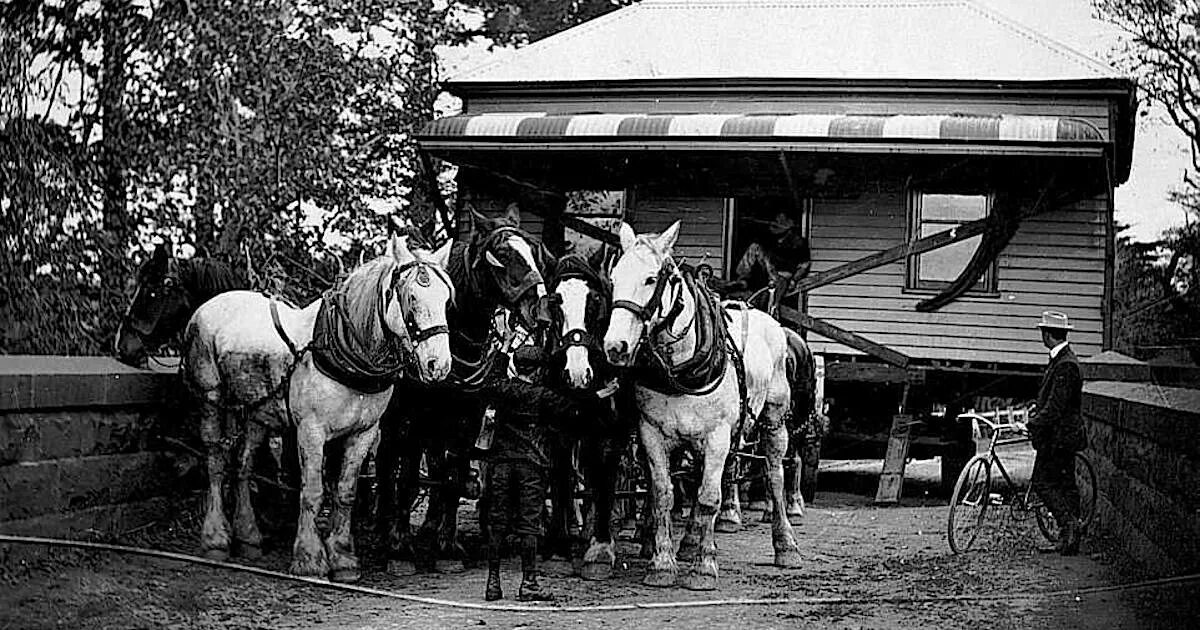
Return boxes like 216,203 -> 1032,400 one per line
962,0 -> 1194,242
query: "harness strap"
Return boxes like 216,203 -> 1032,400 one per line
270,299 -> 301,359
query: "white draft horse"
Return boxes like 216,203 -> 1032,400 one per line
181,235 -> 453,582
603,221 -> 802,590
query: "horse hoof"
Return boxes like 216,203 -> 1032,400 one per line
786,502 -> 805,520
388,560 -> 418,576
235,542 -> 262,560
290,560 -> 330,578
774,549 -> 803,568
435,559 -> 466,574
642,569 -> 677,588
330,568 -> 361,583
581,561 -> 613,581
202,548 -> 230,562
714,519 -> 741,534
680,572 -> 718,591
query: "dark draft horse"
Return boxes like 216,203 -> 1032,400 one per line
539,245 -> 639,578
115,240 -> 245,368
374,206 -> 557,575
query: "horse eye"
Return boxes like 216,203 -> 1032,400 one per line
644,276 -> 657,286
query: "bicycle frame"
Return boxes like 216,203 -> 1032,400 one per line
958,413 -> 1041,514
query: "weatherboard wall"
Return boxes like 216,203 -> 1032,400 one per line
804,177 -> 1107,365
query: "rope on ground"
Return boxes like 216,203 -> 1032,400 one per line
2,534 -> 1197,614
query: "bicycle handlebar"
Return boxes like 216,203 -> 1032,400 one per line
957,413 -> 1029,436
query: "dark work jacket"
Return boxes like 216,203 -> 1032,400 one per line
480,377 -> 592,468
1028,345 -> 1087,453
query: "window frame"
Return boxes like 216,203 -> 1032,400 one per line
904,189 -> 1000,295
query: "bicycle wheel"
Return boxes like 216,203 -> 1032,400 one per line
1035,452 -> 1098,542
948,455 -> 992,554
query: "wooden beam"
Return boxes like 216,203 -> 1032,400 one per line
790,216 -> 992,294
777,306 -> 910,368
516,196 -> 623,247
826,361 -> 913,384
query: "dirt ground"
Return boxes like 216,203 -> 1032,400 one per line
2,451 -> 1197,630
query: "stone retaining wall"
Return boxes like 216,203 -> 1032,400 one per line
1082,370 -> 1200,575
0,356 -> 183,538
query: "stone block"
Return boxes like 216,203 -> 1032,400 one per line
0,410 -> 158,465
0,461 -> 61,521
57,453 -> 177,514
1,452 -> 179,522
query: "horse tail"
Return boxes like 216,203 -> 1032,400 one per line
782,327 -> 815,422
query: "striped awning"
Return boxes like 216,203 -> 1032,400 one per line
417,113 -> 1106,155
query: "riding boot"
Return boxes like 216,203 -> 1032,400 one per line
518,535 -> 553,602
485,540 -> 503,601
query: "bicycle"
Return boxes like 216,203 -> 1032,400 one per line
947,413 -> 1097,554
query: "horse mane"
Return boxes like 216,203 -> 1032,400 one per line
336,256 -> 396,343
177,257 -> 247,303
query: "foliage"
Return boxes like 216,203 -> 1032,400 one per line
1097,0 -> 1200,358
447,0 -> 636,46
0,0 -> 632,355
1095,0 -> 1199,204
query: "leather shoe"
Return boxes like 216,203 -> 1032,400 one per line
518,576 -> 554,602
1059,518 -> 1081,556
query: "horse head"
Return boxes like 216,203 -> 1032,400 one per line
604,220 -> 682,367
115,240 -> 192,367
384,234 -> 455,383
468,204 -> 550,333
549,245 -> 614,389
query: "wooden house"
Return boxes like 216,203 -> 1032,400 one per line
417,0 -> 1138,489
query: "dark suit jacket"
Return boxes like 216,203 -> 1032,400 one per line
1028,345 -> 1086,453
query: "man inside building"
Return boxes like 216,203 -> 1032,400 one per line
715,210 -> 811,313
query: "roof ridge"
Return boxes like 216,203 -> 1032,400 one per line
451,2 -> 649,82
960,0 -> 1120,76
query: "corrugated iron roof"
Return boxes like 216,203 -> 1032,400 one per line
451,0 -> 1121,84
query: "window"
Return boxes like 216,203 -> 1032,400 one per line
907,192 -> 996,292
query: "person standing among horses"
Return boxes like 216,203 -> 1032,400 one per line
478,345 -> 594,602
1027,311 -> 1087,555
715,210 -> 811,313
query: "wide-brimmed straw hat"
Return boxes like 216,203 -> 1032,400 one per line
1037,311 -> 1074,331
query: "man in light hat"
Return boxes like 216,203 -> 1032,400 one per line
1027,311 -> 1088,555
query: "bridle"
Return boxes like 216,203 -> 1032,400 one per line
611,237 -> 689,350
548,267 -> 611,356
384,259 -> 454,360
121,259 -> 191,345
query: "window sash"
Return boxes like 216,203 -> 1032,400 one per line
907,191 -> 997,292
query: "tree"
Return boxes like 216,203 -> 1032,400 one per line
1095,0 -> 1199,208
1097,1 -> 1200,358
447,0 -> 637,46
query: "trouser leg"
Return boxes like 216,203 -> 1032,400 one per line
1033,450 -> 1079,526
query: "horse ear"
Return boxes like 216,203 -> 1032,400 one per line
390,233 -> 416,264
503,202 -> 521,228
430,238 -> 453,267
150,241 -> 170,271
619,222 -> 637,252
655,221 -> 681,253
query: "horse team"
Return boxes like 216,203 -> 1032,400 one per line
114,209 -> 817,591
